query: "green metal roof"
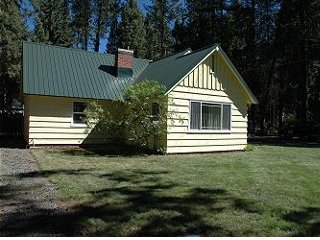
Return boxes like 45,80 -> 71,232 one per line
23,42 -> 257,104
137,44 -> 258,104
137,44 -> 218,92
22,42 -> 150,100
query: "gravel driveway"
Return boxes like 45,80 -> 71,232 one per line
0,148 -> 62,236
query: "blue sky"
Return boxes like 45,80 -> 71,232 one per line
22,0 -> 153,53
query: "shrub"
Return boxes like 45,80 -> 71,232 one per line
84,80 -> 175,153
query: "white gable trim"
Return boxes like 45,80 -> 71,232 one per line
217,48 -> 258,104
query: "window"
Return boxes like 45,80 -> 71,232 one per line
190,101 -> 231,131
151,103 -> 160,121
72,102 -> 86,124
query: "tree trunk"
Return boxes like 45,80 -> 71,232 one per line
297,0 -> 308,123
94,0 -> 102,52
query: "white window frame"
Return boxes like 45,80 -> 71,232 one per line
71,101 -> 87,127
188,100 -> 232,133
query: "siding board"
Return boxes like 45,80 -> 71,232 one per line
29,127 -> 90,133
167,139 -> 247,147
29,116 -> 71,122
32,138 -> 111,145
167,133 -> 247,140
166,145 -> 246,154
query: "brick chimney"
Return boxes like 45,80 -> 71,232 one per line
115,48 -> 134,77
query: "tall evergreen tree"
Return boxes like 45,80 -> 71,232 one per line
172,16 -> 190,52
146,0 -> 180,59
70,0 -> 93,50
253,0 -> 279,132
275,0 -> 320,125
184,0 -> 228,49
33,0 -> 73,46
227,0 -> 247,68
106,0 -> 121,54
0,0 -> 27,109
119,0 -> 146,58
144,13 -> 158,59
92,0 -> 115,52
106,18 -> 120,54
307,0 -> 320,121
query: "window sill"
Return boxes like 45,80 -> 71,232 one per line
70,123 -> 88,128
187,130 -> 232,134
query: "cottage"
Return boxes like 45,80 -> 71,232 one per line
22,42 -> 257,153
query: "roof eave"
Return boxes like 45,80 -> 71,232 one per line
217,47 -> 258,105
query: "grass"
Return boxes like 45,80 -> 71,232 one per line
30,143 -> 320,236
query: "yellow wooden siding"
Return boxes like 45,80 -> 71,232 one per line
167,139 -> 247,147
31,138 -> 110,145
26,95 -> 113,145
23,95 -> 30,142
167,52 -> 248,153
179,52 -> 251,104
181,56 -> 224,90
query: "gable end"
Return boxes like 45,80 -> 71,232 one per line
166,46 -> 258,105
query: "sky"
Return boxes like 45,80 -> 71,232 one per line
22,0 -> 153,53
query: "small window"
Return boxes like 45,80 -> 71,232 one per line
190,102 -> 201,130
73,102 -> 86,124
151,103 -> 160,121
190,101 -> 231,131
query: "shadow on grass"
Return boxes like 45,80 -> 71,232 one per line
10,168 -> 98,179
0,168 -> 263,237
1,167 -> 318,236
58,144 -> 148,157
249,136 -> 320,148
283,207 -> 320,236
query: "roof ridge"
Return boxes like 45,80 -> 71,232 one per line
193,43 -> 218,53
178,43 -> 218,59
22,41 -> 150,61
149,48 -> 192,64
149,44 -> 218,64
23,41 -> 114,57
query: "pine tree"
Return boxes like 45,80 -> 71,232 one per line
184,0 -> 229,49
146,0 -> 180,59
0,0 -> 27,109
33,0 -> 73,47
307,0 -> 320,121
144,13 -> 158,59
106,0 -> 121,54
70,0 -> 93,50
172,11 -> 190,52
226,0 -> 246,66
107,17 -> 120,54
119,0 -> 146,58
92,0 -> 115,52
275,0 -> 320,124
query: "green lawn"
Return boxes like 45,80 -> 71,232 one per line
32,144 -> 320,236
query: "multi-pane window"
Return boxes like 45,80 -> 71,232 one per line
73,102 -> 86,124
190,101 -> 231,131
